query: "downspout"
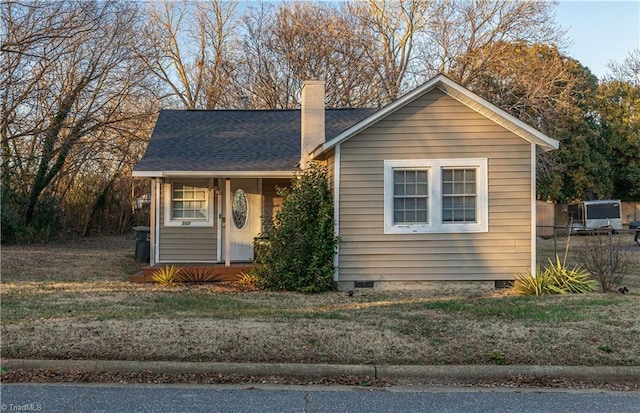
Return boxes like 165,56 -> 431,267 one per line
333,144 -> 341,282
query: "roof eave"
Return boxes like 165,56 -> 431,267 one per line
132,170 -> 297,178
437,80 -> 559,152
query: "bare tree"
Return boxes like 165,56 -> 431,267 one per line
347,0 -> 433,102
197,1 -> 239,108
137,0 -> 238,109
425,0 -> 562,86
237,2 -> 299,109
265,2 -> 381,108
1,0 -> 156,235
608,49 -> 640,85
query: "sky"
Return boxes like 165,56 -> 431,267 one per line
555,0 -> 640,79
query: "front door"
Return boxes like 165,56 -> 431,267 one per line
227,178 -> 261,262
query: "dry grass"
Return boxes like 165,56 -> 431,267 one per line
1,235 -> 639,366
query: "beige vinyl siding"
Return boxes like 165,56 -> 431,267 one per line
325,149 -> 336,192
262,178 -> 290,221
338,88 -> 532,281
158,183 -> 217,262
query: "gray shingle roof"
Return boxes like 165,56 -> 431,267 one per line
133,108 -> 378,173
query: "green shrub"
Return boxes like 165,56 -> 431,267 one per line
514,256 -> 598,296
1,188 -> 61,243
250,163 -> 338,293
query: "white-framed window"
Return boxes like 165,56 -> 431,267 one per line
384,159 -> 488,234
164,180 -> 214,227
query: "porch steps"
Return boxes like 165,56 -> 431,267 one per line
130,264 -> 252,283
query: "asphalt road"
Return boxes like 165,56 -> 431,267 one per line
2,383 -> 640,413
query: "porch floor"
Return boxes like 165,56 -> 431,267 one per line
131,263 -> 252,283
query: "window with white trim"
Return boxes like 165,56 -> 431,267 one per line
442,168 -> 476,223
164,180 -> 214,227
384,159 -> 488,234
393,169 -> 429,225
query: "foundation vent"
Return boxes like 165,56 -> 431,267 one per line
354,281 -> 375,289
495,280 -> 514,289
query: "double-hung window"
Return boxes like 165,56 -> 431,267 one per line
442,168 -> 476,223
164,180 -> 214,227
393,169 -> 429,225
384,159 -> 487,233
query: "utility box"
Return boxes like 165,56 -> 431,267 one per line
133,226 -> 150,263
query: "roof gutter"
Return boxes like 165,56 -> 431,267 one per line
132,170 -> 297,178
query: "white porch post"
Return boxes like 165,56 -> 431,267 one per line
153,178 -> 161,265
225,178 -> 231,267
149,178 -> 157,266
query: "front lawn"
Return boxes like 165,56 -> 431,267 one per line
1,236 -> 639,366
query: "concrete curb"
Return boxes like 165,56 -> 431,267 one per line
3,359 -> 640,385
375,365 -> 640,385
1,360 -> 375,380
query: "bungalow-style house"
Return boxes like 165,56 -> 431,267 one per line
132,74 -> 558,289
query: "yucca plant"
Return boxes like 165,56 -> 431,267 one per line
545,256 -> 598,294
151,265 -> 181,286
514,256 -> 597,296
177,267 -> 221,283
513,267 -> 553,296
237,271 -> 260,290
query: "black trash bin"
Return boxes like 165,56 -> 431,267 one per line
133,226 -> 150,263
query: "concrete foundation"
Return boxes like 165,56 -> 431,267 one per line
337,280 -> 499,294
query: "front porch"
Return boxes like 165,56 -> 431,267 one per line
131,263 -> 252,283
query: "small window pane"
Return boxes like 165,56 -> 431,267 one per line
172,181 -> 208,220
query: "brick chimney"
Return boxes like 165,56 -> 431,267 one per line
300,80 -> 325,169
